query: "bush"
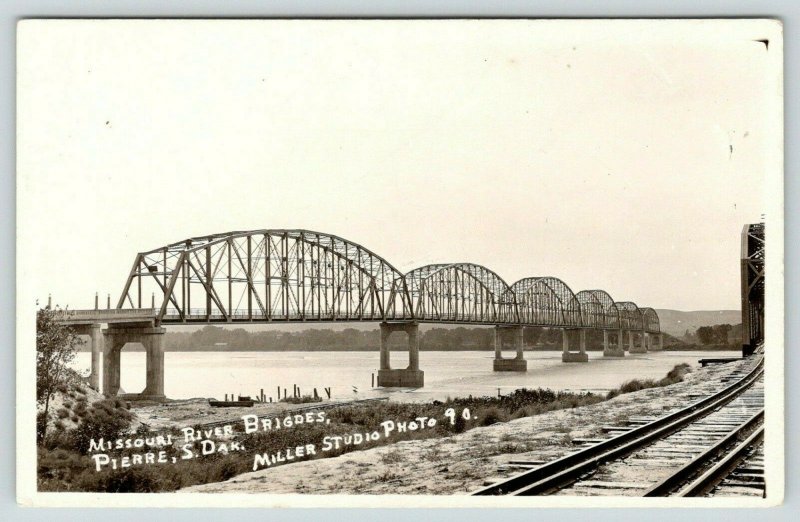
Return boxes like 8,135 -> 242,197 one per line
69,399 -> 134,453
619,379 -> 657,394
75,465 -> 166,493
478,406 -> 508,426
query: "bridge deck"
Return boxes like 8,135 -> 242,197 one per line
52,308 -> 158,326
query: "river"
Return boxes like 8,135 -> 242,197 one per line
72,350 -> 735,403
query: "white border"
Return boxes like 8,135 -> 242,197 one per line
15,17 -> 785,509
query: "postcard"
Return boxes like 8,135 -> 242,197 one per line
16,18 -> 784,507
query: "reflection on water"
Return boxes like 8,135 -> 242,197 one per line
72,350 -> 734,403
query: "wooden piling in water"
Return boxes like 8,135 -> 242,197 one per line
261,388 -> 265,402
372,373 -> 375,387
325,387 -> 331,399
313,388 -> 319,399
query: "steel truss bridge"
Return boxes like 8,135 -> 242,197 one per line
55,229 -> 663,397
741,223 -> 765,356
114,229 -> 661,334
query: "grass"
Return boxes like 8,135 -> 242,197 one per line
38,363 -> 693,493
605,363 -> 691,400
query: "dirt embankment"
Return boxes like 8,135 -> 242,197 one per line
183,359 -> 747,495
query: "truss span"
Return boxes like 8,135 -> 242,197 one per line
513,277 -> 582,327
576,290 -> 620,329
119,229 -> 413,323
116,229 -> 660,332
403,263 -> 517,324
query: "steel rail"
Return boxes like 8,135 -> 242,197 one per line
674,425 -> 765,497
643,409 -> 764,496
472,356 -> 764,496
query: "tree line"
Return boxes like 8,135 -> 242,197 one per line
142,325 -> 624,352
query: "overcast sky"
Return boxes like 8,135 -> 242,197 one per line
18,20 -> 781,311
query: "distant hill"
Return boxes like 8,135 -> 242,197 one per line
654,309 -> 741,337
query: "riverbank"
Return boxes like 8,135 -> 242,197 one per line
183,358 -> 747,494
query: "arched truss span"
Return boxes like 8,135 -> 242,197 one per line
512,277 -> 582,327
403,263 -> 517,324
116,229 -> 660,330
639,307 -> 661,334
615,301 -> 644,330
576,290 -> 620,329
118,230 -> 413,323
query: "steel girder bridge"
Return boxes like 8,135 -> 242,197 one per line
59,229 -> 662,398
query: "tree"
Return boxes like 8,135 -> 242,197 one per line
37,306 -> 84,442
713,324 -> 733,345
696,326 -> 714,345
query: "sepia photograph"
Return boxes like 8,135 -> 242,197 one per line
15,18 -> 784,507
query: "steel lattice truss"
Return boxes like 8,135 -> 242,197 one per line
118,229 -> 660,332
576,290 -> 620,329
119,230 -> 412,323
403,263 -> 517,324
639,307 -> 661,333
513,277 -> 582,327
741,223 -> 765,347
615,302 -> 644,330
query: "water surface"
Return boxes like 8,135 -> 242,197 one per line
72,350 -> 733,403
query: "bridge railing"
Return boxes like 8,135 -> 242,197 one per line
161,308 -> 415,322
52,308 -> 158,320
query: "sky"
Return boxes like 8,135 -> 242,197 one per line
17,19 -> 782,311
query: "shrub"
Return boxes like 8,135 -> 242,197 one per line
69,399 -> 134,453
75,466 -> 166,493
478,406 -> 508,426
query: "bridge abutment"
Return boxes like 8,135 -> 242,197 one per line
493,325 -> 527,371
603,329 -> 625,357
377,322 -> 424,388
562,328 -> 589,363
102,324 -> 167,401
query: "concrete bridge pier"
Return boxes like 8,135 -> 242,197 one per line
562,328 -> 589,362
71,323 -> 104,391
493,325 -> 527,371
629,330 -> 648,353
650,333 -> 663,351
603,329 -> 625,357
88,324 -> 102,390
102,324 -> 167,401
377,322 -> 424,388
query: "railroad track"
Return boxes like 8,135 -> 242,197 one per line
473,355 -> 764,497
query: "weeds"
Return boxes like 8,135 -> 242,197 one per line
38,363 -> 695,493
